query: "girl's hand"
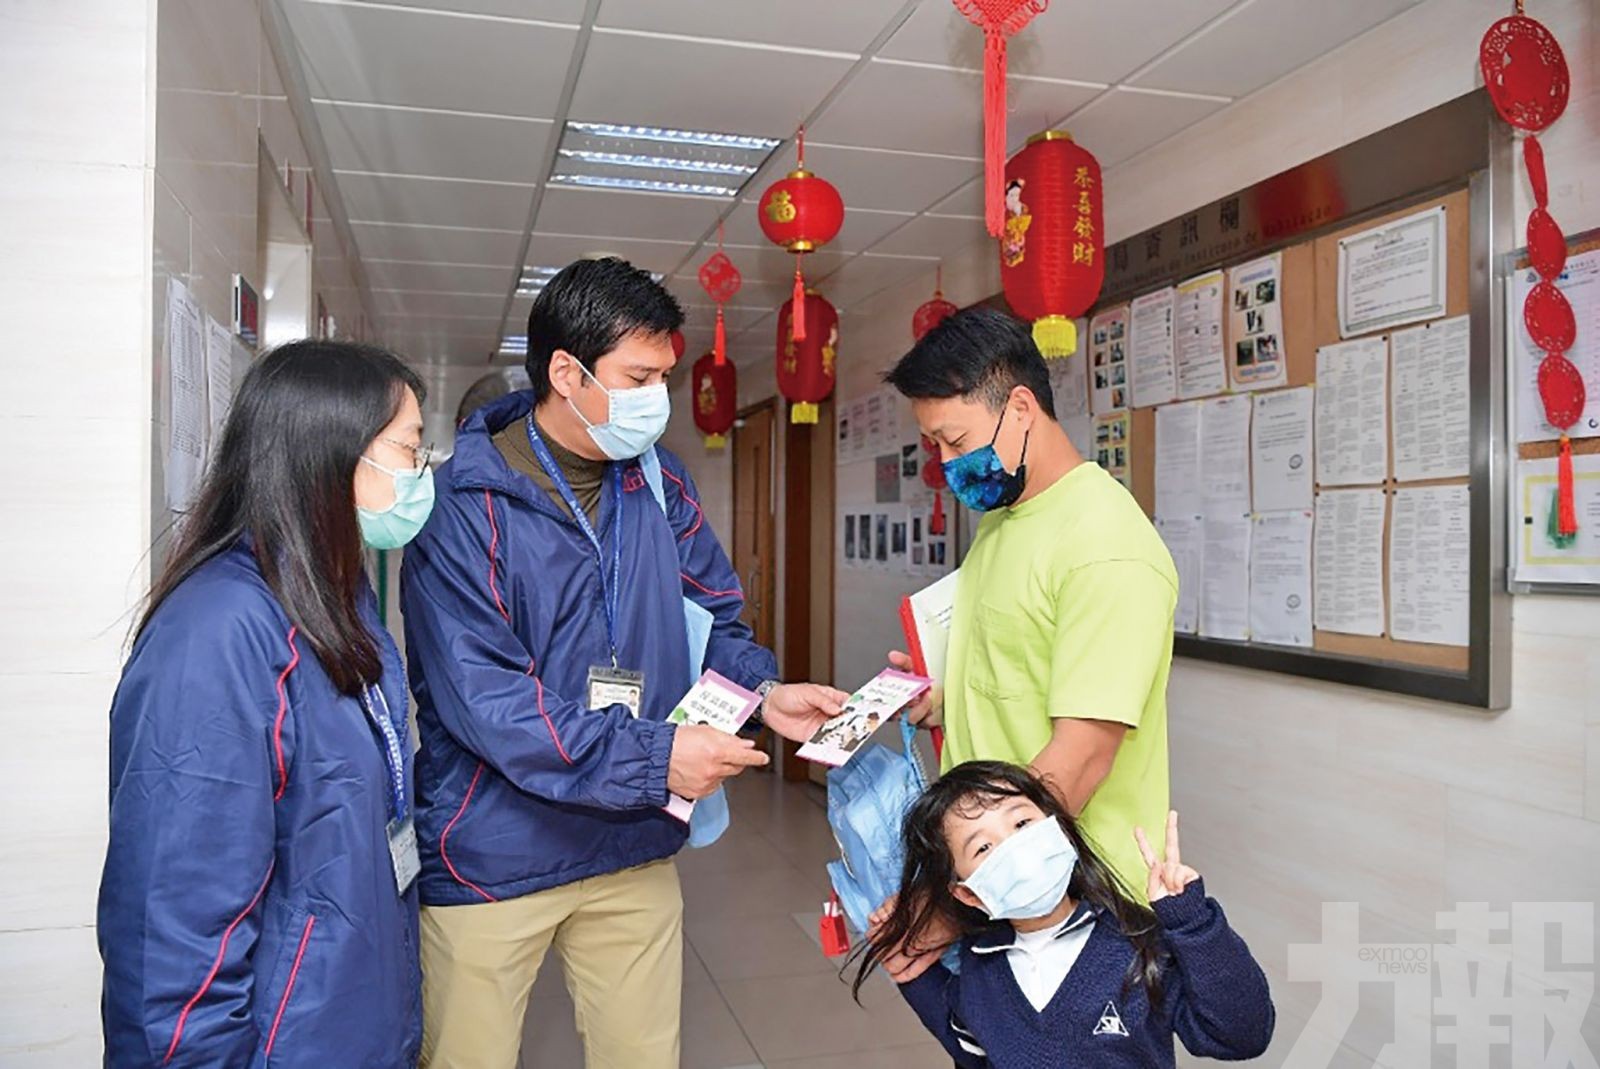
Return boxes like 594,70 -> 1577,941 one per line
1133,810 -> 1200,903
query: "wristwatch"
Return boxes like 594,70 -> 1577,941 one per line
752,679 -> 780,726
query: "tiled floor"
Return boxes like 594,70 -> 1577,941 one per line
517,770 -> 948,1068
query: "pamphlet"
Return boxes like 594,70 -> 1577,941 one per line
663,670 -> 762,822
797,668 -> 931,768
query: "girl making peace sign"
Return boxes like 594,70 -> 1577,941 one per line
856,761 -> 1274,1068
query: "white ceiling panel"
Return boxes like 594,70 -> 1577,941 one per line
283,1 -> 576,117
808,60 -> 1098,158
720,245 -> 853,285
665,273 -> 796,312
678,304 -> 773,334
718,201 -> 916,254
867,213 -> 987,259
373,290 -> 509,318
595,0 -> 907,54
377,0 -> 584,21
927,176 -> 984,219
525,232 -> 695,275
365,259 -> 514,293
382,330 -> 498,360
879,0 -> 1238,87
315,102 -> 551,183
1132,0 -> 1423,99
535,186 -> 726,243
337,172 -> 536,231
569,32 -> 856,138
351,221 -> 525,264
798,143 -> 980,213
816,252 -> 936,309
1058,89 -> 1228,170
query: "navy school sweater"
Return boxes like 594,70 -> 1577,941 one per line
897,879 -> 1274,1068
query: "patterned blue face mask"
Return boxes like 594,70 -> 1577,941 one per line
942,411 -> 1029,512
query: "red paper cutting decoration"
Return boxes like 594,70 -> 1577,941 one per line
777,290 -> 838,425
692,350 -> 737,449
698,223 -> 742,367
953,0 -> 1049,237
758,127 -> 845,344
1483,2 -> 1582,539
669,329 -> 687,361
913,265 -> 959,341
1000,131 -> 1104,358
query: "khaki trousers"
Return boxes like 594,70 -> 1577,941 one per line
419,859 -> 683,1069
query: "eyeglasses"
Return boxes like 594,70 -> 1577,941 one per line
378,437 -> 436,473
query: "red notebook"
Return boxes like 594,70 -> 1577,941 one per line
899,570 -> 959,761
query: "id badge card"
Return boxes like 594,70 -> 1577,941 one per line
388,816 -> 419,895
588,665 -> 645,717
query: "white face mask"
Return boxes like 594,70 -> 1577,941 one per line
960,817 -> 1079,921
568,361 -> 671,460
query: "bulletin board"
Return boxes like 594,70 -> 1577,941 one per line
1031,92 -> 1513,707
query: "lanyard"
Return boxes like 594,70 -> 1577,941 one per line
359,685 -> 408,823
525,414 -> 623,664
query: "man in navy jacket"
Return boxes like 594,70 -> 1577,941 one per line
402,258 -> 845,1068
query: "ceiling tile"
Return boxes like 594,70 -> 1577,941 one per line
381,329 -> 498,363
678,304 -> 772,334
719,245 -> 853,285
282,1 -> 575,117
879,0 -> 1238,86
815,253 -> 936,309
665,273 -> 795,312
525,232 -> 694,275
595,0 -> 907,54
365,259 -> 514,293
337,172 -> 535,230
867,213 -> 988,259
808,60 -> 1098,158
351,221 -> 524,264
377,0 -> 584,20
1059,88 -> 1228,170
928,176 -> 983,219
315,102 -> 551,183
373,290 -> 508,318
534,186 -> 725,243
797,143 -> 980,213
570,31 -> 856,138
718,200 -> 915,254
1131,0 -> 1424,98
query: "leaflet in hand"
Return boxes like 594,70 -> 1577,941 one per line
797,668 -> 931,768
664,670 -> 762,823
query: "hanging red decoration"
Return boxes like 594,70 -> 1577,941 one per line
952,0 -> 1049,238
1482,1 -> 1583,540
698,222 -> 741,366
757,126 -> 844,344
692,350 -> 737,449
669,329 -> 687,360
919,434 -> 948,536
776,290 -> 838,425
913,265 -> 959,341
999,131 -> 1104,358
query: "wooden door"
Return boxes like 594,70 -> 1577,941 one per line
732,402 -> 776,649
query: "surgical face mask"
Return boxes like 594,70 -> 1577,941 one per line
569,361 -> 671,461
357,457 -> 435,550
960,816 -> 1078,921
942,410 -> 1029,512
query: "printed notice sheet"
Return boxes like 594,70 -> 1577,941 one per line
1315,336 -> 1389,486
1251,387 -> 1314,512
1249,511 -> 1313,648
1200,512 -> 1252,641
1391,315 -> 1470,482
1227,253 -> 1287,391
204,315 -> 235,460
1513,454 -> 1600,585
1174,270 -> 1228,399
1093,410 -> 1132,489
1337,204 -> 1447,338
1050,317 -> 1091,419
1155,402 -> 1202,520
664,671 -> 762,821
165,278 -> 206,511
1200,395 -> 1252,517
1512,251 -> 1600,442
1156,514 -> 1202,635
1089,306 -> 1129,414
1388,486 -> 1469,646
1313,488 -> 1387,636
797,669 -> 930,767
1130,287 -> 1177,408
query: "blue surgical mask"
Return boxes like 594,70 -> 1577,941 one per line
942,411 -> 1029,512
357,458 -> 435,549
570,362 -> 671,460
960,816 -> 1078,921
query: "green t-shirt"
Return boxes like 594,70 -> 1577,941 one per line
942,461 -> 1178,899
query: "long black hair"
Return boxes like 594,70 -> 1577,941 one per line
138,339 -> 425,694
851,761 -> 1167,1006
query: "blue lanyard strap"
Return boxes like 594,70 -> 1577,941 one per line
360,686 -> 408,822
525,413 -> 623,663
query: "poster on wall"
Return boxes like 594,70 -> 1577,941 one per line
1337,204 -> 1447,339
862,391 -> 887,456
1129,286 -> 1178,409
899,441 -> 926,505
1251,386 -> 1314,513
1388,485 -> 1469,646
842,513 -> 858,570
1093,410 -> 1132,489
165,277 -> 206,512
890,507 -> 909,570
837,403 -> 855,463
1313,488 -> 1387,637
1049,317 -> 1090,418
204,314 -> 235,460
1173,270 -> 1228,400
874,454 -> 901,504
1391,315 -> 1470,482
872,512 -> 890,570
1155,514 -> 1201,635
1249,510 -> 1313,648
1227,253 -> 1288,391
1512,250 -> 1600,443
1315,336 -> 1389,487
1513,454 -> 1600,584
1089,305 -> 1129,414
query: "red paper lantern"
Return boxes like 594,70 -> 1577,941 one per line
758,127 -> 844,344
1000,131 -> 1104,358
953,0 -> 1049,237
777,291 -> 838,425
913,265 -> 958,341
669,329 -> 686,360
698,223 -> 741,366
692,351 -> 737,449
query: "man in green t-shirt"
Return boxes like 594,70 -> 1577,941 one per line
879,307 -> 1178,978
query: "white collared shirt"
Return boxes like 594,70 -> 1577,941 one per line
987,904 -> 1098,1011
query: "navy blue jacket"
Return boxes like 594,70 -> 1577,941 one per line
99,542 -> 421,1068
400,393 -> 776,906
898,880 -> 1274,1068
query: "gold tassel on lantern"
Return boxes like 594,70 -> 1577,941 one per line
790,402 -> 819,425
1031,315 -> 1077,358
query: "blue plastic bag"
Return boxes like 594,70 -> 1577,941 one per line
825,716 -> 927,934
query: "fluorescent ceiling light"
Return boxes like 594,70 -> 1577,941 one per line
558,148 -> 757,176
499,334 -> 528,355
517,264 -> 662,296
549,173 -> 737,197
566,121 -> 779,152
551,120 -> 780,200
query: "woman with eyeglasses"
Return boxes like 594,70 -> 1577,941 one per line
99,339 -> 434,1068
